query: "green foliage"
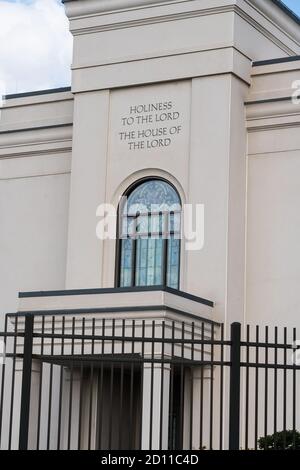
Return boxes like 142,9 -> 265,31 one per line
258,430 -> 300,450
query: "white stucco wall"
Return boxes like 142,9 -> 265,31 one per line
0,92 -> 73,325
0,0 -> 300,332
246,61 -> 300,327
0,173 -> 70,318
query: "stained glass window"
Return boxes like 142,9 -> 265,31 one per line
118,179 -> 181,289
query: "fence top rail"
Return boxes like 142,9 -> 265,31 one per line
5,352 -> 232,368
1,322 -> 299,347
0,330 -> 229,345
241,361 -> 300,370
241,340 -> 298,350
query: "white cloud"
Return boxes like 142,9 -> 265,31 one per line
0,0 -> 73,95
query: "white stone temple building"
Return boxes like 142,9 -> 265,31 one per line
0,0 -> 300,451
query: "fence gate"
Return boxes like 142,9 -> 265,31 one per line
0,314 -> 299,450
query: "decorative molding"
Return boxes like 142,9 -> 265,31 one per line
0,170 -> 71,182
246,93 -> 300,131
253,56 -> 300,67
66,0 -> 300,55
0,122 -> 72,135
63,0 -> 300,35
71,44 -> 250,72
63,0 -> 189,18
0,146 -> 72,161
247,121 -> 300,132
246,96 -> 292,105
71,47 -> 252,93
69,5 -> 236,35
5,87 -> 72,101
0,150 -> 71,180
246,99 -> 300,118
0,126 -> 73,155
236,5 -> 298,55
2,94 -> 73,111
247,0 -> 300,30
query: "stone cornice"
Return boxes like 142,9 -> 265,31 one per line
63,0 -> 186,17
247,0 -> 300,37
69,4 -> 236,36
0,126 -> 73,154
237,3 -> 299,55
63,0 -> 300,48
71,47 -> 252,93
1,91 -> 73,110
243,0 -> 300,50
0,146 -> 72,161
64,1 -> 300,60
246,98 -> 300,131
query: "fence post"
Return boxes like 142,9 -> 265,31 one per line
19,315 -> 34,450
229,322 -> 241,450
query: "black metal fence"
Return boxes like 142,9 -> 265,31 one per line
0,314 -> 299,450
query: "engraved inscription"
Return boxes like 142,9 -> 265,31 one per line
118,101 -> 183,150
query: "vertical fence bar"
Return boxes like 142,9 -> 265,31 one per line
108,319 -> 116,449
36,316 -> 45,450
245,325 -> 250,450
120,319 -> 125,450
254,325 -> 259,450
189,322 -> 194,451
273,326 -> 278,449
9,316 -> 18,449
46,316 -> 55,450
139,320 -> 145,450
88,318 -> 95,450
219,323 -> 224,450
283,327 -> 287,449
129,320 -> 135,449
149,320 -> 155,450
0,315 -> 8,449
199,322 -> 204,450
263,326 -> 269,449
209,322 -> 214,450
179,321 -> 185,450
168,321 -> 175,450
97,318 -> 105,450
229,322 -> 241,450
19,315 -> 34,450
159,321 -> 166,451
57,316 -> 65,450
292,327 -> 297,450
67,317 -> 75,450
77,317 -> 85,450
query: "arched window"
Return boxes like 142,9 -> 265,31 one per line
117,179 -> 181,289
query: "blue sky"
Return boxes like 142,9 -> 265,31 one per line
282,0 -> 300,16
0,0 -> 72,95
0,0 -> 299,95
